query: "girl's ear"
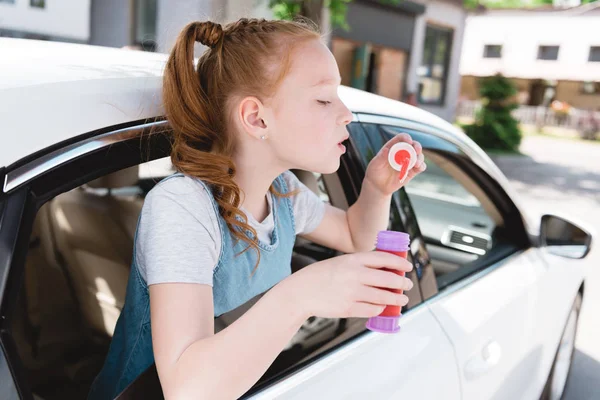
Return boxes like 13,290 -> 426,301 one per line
238,96 -> 268,140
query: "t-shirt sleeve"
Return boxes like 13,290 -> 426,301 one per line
282,171 -> 326,235
135,176 -> 221,286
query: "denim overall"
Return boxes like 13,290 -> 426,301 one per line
88,173 -> 296,399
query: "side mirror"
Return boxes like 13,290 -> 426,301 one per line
540,214 -> 593,259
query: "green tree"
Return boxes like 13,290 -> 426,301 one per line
269,0 -> 401,30
269,0 -> 599,28
463,74 -> 522,152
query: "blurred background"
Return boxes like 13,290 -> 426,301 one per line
1,0 -> 598,398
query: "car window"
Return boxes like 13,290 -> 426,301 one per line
7,132 -> 389,399
353,123 -> 517,290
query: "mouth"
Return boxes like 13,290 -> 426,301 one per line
337,136 -> 349,153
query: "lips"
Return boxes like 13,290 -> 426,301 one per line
337,136 -> 349,146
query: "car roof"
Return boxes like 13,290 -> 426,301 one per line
1,37 -> 465,169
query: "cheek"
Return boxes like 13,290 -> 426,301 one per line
280,106 -> 331,143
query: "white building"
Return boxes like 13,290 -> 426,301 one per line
459,2 -> 600,110
0,0 -> 91,42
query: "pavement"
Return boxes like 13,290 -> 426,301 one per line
490,135 -> 600,400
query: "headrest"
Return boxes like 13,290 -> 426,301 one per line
87,165 -> 139,189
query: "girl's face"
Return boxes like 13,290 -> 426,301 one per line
265,39 -> 353,174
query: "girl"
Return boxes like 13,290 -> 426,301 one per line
89,17 -> 426,400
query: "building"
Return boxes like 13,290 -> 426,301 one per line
0,0 -> 91,43
331,0 -> 467,122
0,0 -> 275,52
460,2 -> 600,110
1,0 -> 466,121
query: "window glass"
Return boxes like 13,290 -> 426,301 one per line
135,0 -> 157,51
418,25 -> 453,105
589,46 -> 600,62
356,124 -> 512,290
483,44 -> 502,59
581,81 -> 600,95
537,45 -> 559,61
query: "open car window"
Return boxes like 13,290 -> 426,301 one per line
354,122 -> 524,291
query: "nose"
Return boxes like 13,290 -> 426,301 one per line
337,102 -> 353,126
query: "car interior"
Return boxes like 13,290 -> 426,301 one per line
406,151 -> 504,275
10,142 -> 509,399
10,158 -> 358,400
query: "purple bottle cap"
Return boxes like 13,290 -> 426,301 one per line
376,231 -> 410,252
366,315 -> 402,333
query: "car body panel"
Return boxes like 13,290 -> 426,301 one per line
428,247 -> 584,400
248,305 -> 461,400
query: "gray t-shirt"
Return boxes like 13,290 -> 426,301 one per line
136,171 -> 326,286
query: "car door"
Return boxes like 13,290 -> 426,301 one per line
0,184 -> 28,400
0,121 -> 176,400
245,121 -> 461,400
356,115 -> 583,400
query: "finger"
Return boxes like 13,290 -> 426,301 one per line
383,132 -> 413,151
361,268 -> 414,291
348,302 -> 386,318
357,251 -> 414,272
359,286 -> 409,307
413,141 -> 423,155
403,165 -> 426,184
415,152 -> 425,169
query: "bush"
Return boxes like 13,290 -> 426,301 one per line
463,74 -> 522,152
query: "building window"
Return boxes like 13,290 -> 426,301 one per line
537,45 -> 559,61
30,0 -> 45,8
0,0 -> 16,4
483,45 -> 502,59
418,25 -> 453,106
582,82 -> 600,95
589,46 -> 600,62
135,0 -> 157,51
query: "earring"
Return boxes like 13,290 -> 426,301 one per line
260,135 -> 268,140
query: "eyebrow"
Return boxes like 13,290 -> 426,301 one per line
311,76 -> 342,87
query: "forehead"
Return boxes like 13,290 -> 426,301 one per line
284,39 -> 340,85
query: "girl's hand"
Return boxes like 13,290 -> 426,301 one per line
282,251 -> 414,319
364,133 -> 427,196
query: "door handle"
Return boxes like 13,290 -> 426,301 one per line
464,340 -> 502,380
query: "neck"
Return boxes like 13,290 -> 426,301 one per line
232,152 -> 285,223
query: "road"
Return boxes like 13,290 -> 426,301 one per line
491,135 -> 600,400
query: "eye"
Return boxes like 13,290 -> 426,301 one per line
317,100 -> 332,106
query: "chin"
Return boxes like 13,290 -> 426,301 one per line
292,153 -> 341,175
313,158 -> 341,175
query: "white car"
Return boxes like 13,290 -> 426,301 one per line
0,38 -> 593,400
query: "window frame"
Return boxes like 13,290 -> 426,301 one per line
29,0 -> 45,9
483,44 -> 502,59
417,24 -> 454,106
0,187 -> 32,400
537,45 -> 560,61
354,114 -> 531,297
0,119 -> 172,400
581,81 -> 600,95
